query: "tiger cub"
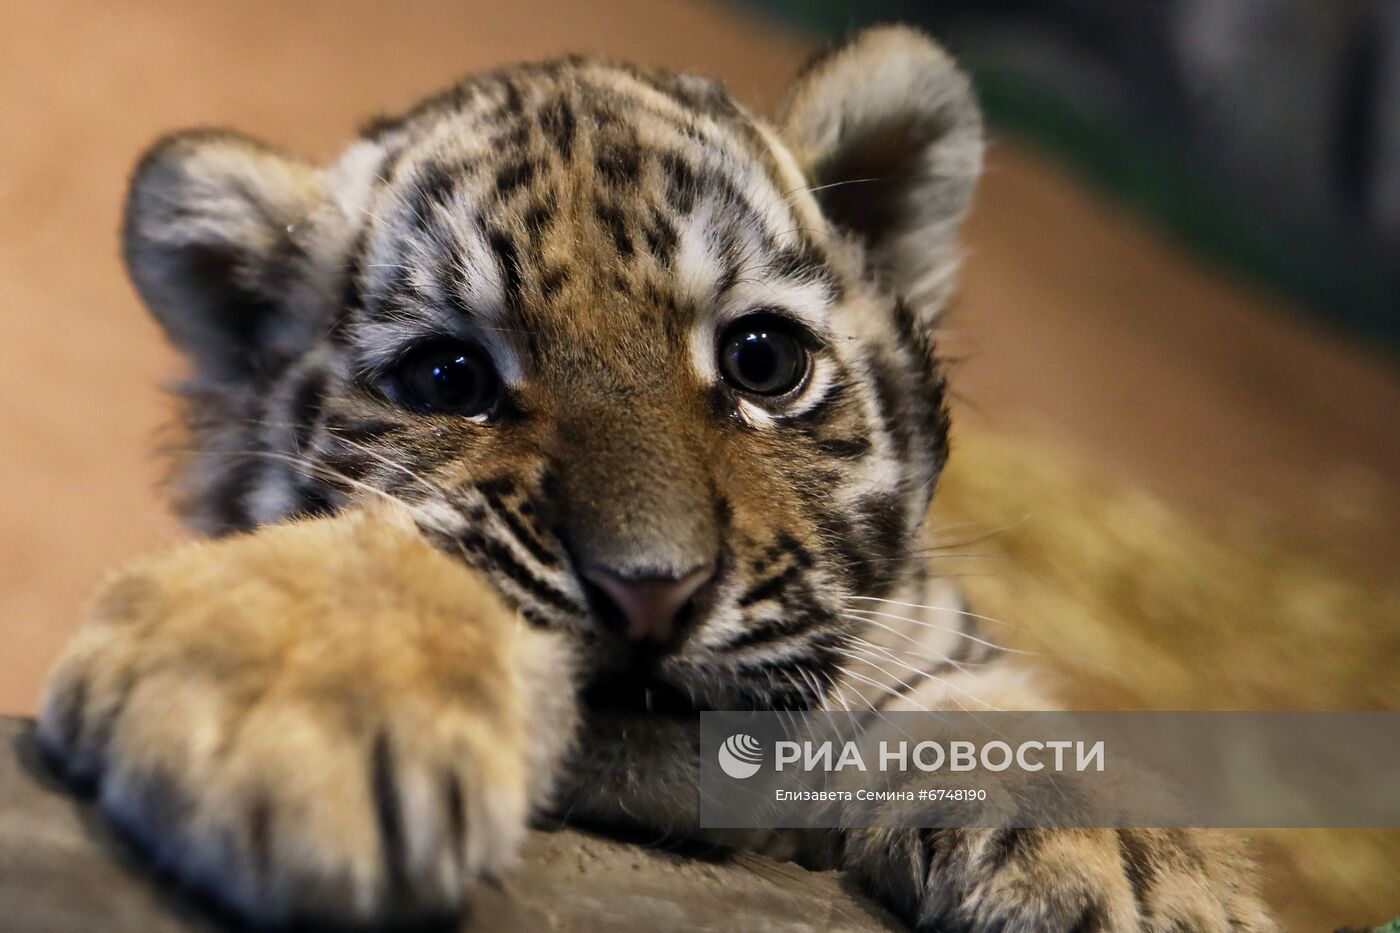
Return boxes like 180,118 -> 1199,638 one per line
40,26 -> 1272,932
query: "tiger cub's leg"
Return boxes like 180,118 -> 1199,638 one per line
39,502 -> 578,926
833,666 -> 1275,932
844,825 -> 1273,932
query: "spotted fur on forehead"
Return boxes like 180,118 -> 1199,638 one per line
123,27 -> 983,711
339,59 -> 845,380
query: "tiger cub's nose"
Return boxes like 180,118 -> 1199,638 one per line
581,563 -> 715,646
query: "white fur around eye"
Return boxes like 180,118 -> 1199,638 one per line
715,278 -> 832,335
735,398 -> 774,428
771,352 -> 837,420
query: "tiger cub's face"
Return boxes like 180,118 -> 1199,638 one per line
122,28 -> 982,713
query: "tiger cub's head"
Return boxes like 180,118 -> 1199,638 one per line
123,27 -> 983,712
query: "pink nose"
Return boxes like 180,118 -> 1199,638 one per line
582,564 -> 715,645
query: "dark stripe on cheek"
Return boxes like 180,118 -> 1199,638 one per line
519,606 -> 554,629
763,532 -> 814,569
818,495 -> 908,599
454,528 -> 582,615
818,508 -> 868,591
492,501 -> 561,570
862,494 -> 906,559
853,494 -> 908,597
724,607 -> 816,649
815,436 -> 870,459
473,476 -> 518,502
737,563 -> 802,607
893,296 -> 943,400
328,418 -> 403,445
793,469 -> 843,505
289,369 -> 326,453
738,640 -> 835,710
868,359 -> 912,460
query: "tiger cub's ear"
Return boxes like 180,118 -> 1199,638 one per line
779,26 -> 984,322
123,130 -> 323,383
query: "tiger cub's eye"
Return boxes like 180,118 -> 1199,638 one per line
718,314 -> 809,396
394,341 -> 500,416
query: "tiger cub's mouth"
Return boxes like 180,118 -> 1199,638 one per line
581,672 -> 705,719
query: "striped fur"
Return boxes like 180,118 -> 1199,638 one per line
125,31 -> 967,716
40,27 -> 1272,931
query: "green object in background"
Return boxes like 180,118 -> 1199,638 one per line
1376,917 -> 1400,933
735,0 -> 1400,355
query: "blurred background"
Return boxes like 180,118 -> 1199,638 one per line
0,1 -> 1396,929
758,0 -> 1400,349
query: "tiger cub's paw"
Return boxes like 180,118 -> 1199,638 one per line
38,506 -> 534,926
846,826 -> 1275,932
